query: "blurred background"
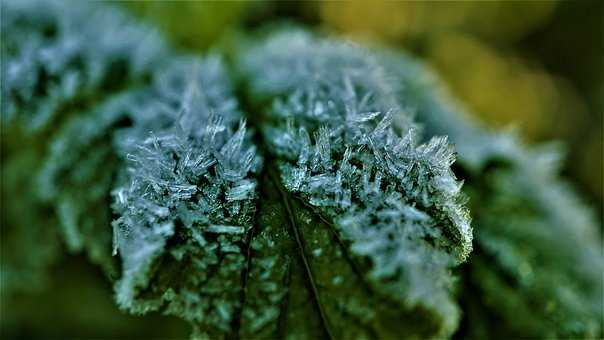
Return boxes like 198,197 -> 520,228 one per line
4,1 -> 603,338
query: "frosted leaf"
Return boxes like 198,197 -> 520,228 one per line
2,0 -> 171,298
380,50 -> 603,339
238,30 -> 473,338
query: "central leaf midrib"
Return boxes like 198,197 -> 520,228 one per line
233,75 -> 335,339
269,166 -> 335,340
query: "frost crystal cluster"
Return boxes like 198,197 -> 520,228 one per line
380,51 -> 604,339
110,57 -> 260,336
239,31 -> 472,338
